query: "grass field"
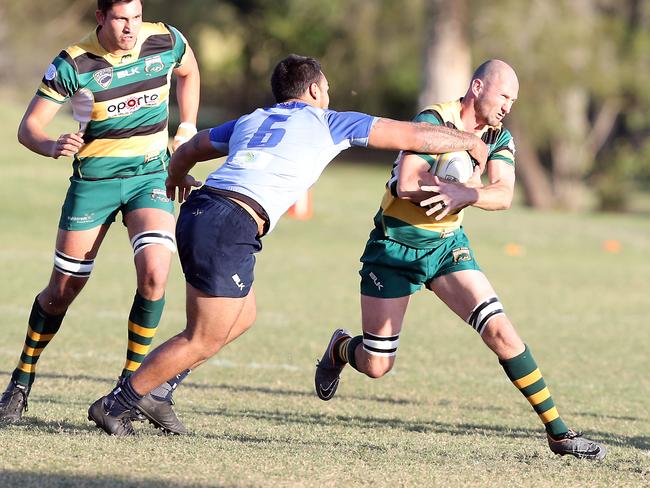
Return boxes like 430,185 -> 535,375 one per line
0,100 -> 649,487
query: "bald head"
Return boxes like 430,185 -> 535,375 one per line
471,59 -> 518,89
465,59 -> 519,127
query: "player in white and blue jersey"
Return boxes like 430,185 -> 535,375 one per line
87,54 -> 490,435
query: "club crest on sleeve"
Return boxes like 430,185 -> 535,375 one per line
45,64 -> 57,81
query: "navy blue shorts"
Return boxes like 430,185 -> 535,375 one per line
176,188 -> 262,297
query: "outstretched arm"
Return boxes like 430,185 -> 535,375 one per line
367,118 -> 489,170
18,96 -> 84,159
166,129 -> 225,202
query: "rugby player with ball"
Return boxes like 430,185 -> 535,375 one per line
316,59 -> 606,461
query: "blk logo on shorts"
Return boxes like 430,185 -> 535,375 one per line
231,274 -> 245,291
369,272 -> 383,291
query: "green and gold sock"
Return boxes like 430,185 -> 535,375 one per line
499,345 -> 569,436
337,335 -> 363,371
11,297 -> 65,387
120,291 -> 164,379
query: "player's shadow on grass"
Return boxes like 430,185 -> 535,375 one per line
1,416 -> 97,434
5,371 -> 422,406
0,371 -> 116,386
9,371 -> 648,451
189,381 -> 422,406
0,471 -> 205,488
193,405 -> 650,452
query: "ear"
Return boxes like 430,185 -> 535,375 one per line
307,82 -> 319,101
471,79 -> 483,97
95,10 -> 105,25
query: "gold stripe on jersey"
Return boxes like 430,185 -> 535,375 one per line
424,99 -> 466,130
38,85 -> 67,104
380,191 -> 463,234
78,131 -> 168,159
69,22 -> 175,67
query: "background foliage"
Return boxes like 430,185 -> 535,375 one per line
1,0 -> 650,211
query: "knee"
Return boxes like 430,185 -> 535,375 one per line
481,316 -> 523,355
357,331 -> 400,378
137,264 -> 168,297
42,280 -> 85,312
361,354 -> 395,379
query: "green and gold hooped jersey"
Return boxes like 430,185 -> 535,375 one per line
37,23 -> 189,179
377,99 -> 516,248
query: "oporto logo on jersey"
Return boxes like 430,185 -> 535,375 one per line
107,92 -> 160,117
93,67 -> 113,89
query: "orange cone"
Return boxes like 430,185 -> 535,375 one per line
602,239 -> 622,253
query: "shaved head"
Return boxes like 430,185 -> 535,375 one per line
471,59 -> 518,88
465,59 -> 519,127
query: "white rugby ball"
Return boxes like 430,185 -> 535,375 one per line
430,151 -> 475,183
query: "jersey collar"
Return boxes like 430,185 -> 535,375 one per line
273,101 -> 310,109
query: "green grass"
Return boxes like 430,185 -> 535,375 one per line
0,100 -> 649,487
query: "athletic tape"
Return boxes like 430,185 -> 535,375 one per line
467,297 -> 505,335
362,331 -> 400,357
54,250 -> 94,278
130,230 -> 176,256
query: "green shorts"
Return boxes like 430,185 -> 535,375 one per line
59,172 -> 174,231
359,225 -> 481,298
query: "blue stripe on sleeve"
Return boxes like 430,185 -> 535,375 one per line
325,111 -> 377,147
209,119 -> 237,153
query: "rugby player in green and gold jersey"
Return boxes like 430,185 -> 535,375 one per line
0,0 -> 199,434
316,59 -> 607,460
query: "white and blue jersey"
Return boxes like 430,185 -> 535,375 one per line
205,101 -> 377,233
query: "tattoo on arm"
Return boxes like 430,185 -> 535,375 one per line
418,124 -> 474,153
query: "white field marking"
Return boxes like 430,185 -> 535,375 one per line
208,358 -> 300,372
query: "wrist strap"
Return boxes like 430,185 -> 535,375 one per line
177,122 -> 197,132
174,122 -> 197,143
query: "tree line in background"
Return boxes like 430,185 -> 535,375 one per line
1,0 -> 649,211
